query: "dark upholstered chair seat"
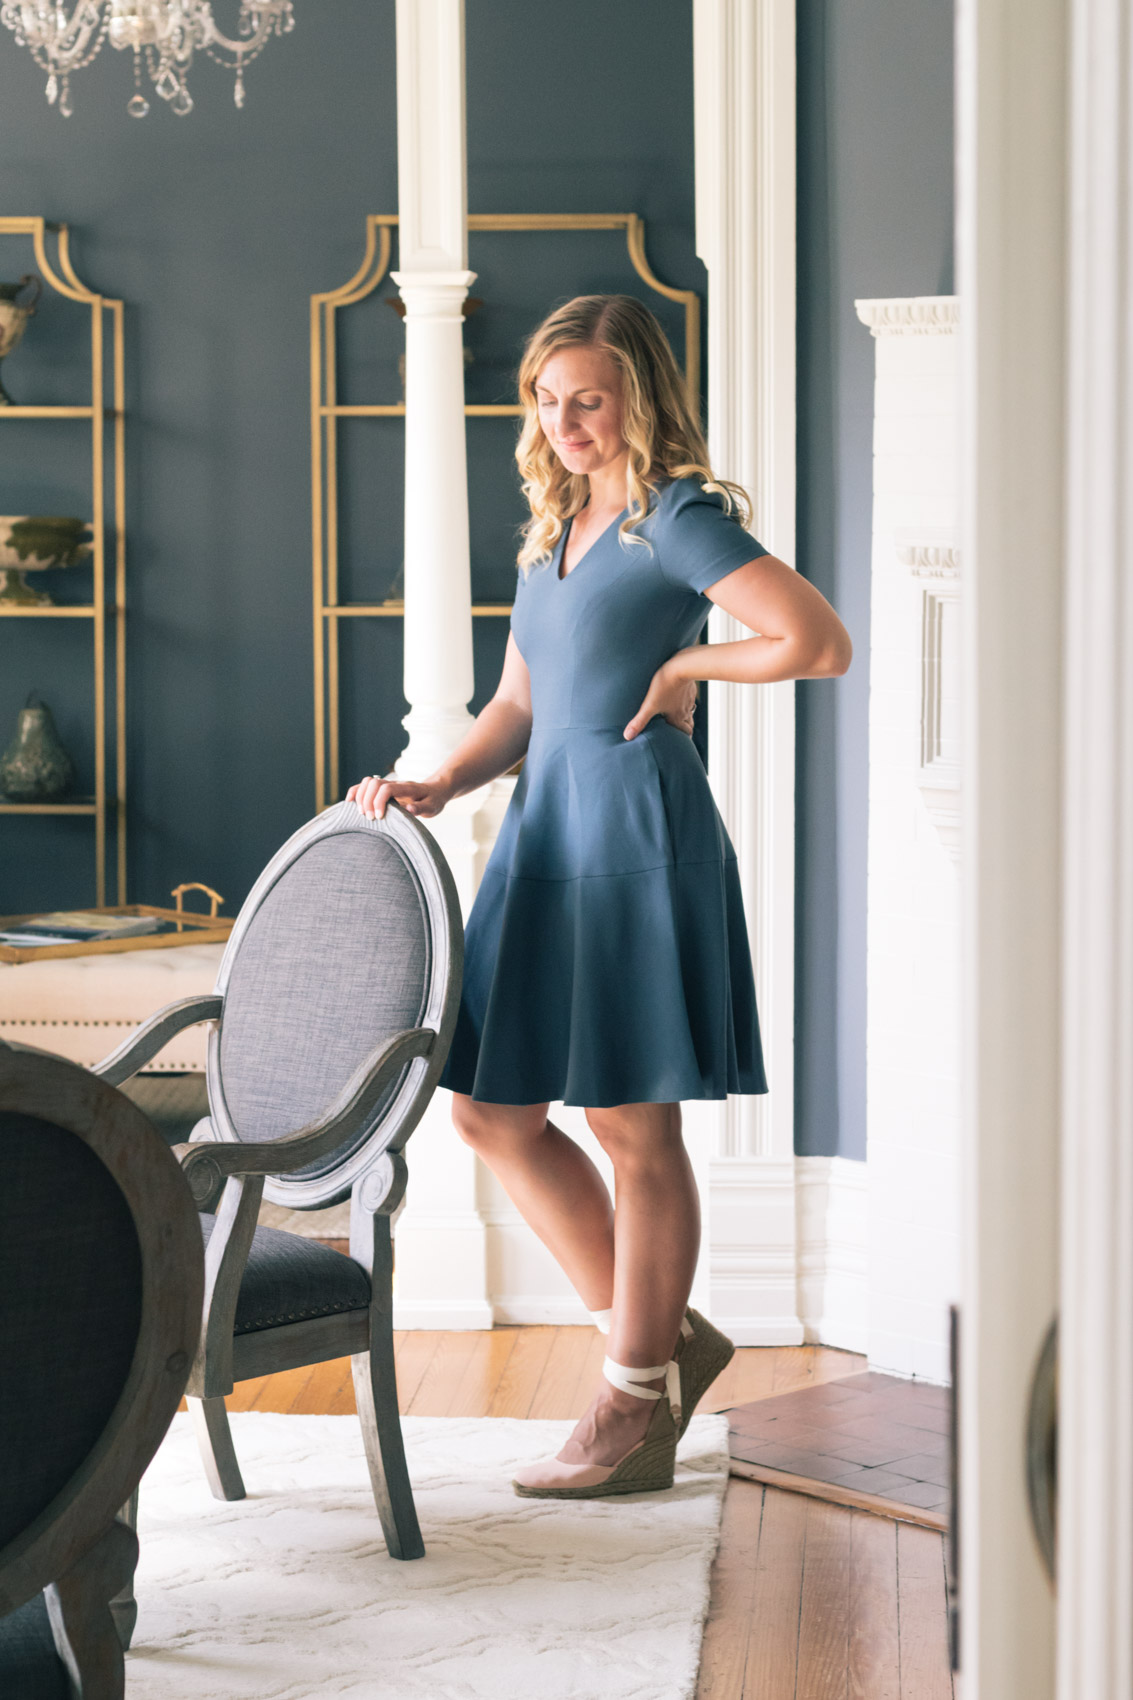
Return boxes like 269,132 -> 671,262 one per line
199,1215 -> 371,1335
0,1595 -> 69,1700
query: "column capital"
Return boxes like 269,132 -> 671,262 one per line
391,270 -> 477,320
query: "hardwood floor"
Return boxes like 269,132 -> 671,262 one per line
214,1330 -> 953,1699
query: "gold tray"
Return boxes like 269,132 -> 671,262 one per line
0,884 -> 232,964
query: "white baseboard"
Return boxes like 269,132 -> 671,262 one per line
391,1297 -> 495,1331
795,1155 -> 869,1354
490,1298 -> 594,1327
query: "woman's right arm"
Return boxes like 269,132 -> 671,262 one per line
348,631 -> 533,820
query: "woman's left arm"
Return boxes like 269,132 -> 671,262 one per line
624,554 -> 852,740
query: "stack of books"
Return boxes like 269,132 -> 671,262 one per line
0,911 -> 162,949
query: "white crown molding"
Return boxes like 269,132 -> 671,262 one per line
897,539 -> 962,579
855,295 -> 960,336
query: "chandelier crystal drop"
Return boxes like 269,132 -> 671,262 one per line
0,2 -> 294,117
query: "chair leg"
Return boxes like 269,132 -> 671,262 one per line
189,1395 -> 247,1501
109,1487 -> 140,1650
352,1345 -> 424,1561
46,1516 -> 138,1697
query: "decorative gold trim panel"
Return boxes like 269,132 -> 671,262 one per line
312,213 -> 701,811
0,217 -> 127,904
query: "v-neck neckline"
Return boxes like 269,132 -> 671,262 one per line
555,506 -> 628,582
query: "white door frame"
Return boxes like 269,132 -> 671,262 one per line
956,0 -> 1065,1691
694,0 -> 801,1345
1056,1 -> 1133,1691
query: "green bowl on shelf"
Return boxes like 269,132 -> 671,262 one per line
0,516 -> 93,606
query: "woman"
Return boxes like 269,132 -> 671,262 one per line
348,295 -> 851,1500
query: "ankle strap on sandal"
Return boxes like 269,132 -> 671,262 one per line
591,1310 -> 695,1341
602,1355 -> 682,1425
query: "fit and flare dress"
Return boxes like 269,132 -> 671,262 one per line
437,475 -> 770,1108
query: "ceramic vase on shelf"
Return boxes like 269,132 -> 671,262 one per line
0,274 -> 41,406
0,694 -> 76,801
0,516 -> 92,606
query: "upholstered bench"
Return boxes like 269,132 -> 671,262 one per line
0,943 -> 225,1071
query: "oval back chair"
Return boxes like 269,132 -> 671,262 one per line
94,801 -> 464,1562
0,1046 -> 203,1699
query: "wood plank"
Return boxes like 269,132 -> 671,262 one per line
702,1346 -> 777,1413
487,1325 -> 556,1418
848,1511 -> 901,1700
695,1478 -> 763,1699
526,1325 -> 595,1418
407,1330 -> 481,1416
744,1485 -> 808,1697
323,1358 -> 359,1415
727,1460 -> 948,1535
896,1521 -> 953,1700
243,1361 -> 321,1414
289,1357 -> 353,1415
391,1330 -> 441,1411
445,1326 -> 519,1418
796,1495 -> 853,1695
812,1347 -> 867,1385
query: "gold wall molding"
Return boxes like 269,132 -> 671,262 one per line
311,213 -> 700,811
0,217 -> 126,904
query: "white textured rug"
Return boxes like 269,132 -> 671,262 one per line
127,1411 -> 729,1700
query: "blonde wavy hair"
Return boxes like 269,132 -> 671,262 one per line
515,294 -> 751,572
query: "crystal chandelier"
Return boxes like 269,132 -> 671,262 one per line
0,2 -> 295,117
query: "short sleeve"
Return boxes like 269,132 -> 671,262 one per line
655,479 -> 768,595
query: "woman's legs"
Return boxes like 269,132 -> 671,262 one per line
450,1094 -> 616,1310
451,1093 -> 699,1468
556,1100 -> 699,1465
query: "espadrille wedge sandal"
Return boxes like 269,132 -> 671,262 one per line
674,1309 -> 735,1440
511,1356 -> 681,1499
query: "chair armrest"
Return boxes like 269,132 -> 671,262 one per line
174,1026 -> 435,1204
93,995 -> 224,1086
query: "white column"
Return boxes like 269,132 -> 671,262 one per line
391,0 -> 476,785
956,0 -> 1065,1691
694,0 -> 801,1343
1057,1 -> 1133,1692
388,0 -> 510,1328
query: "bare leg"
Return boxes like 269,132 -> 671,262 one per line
450,1095 -> 616,1309
456,1094 -> 700,1469
557,1101 -> 699,1466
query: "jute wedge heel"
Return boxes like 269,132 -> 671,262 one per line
674,1309 -> 735,1440
511,1356 -> 681,1499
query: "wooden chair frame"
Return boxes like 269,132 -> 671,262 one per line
0,1047 -> 203,1697
92,801 -> 463,1562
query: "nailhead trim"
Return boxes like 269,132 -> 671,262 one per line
234,1298 -> 366,1335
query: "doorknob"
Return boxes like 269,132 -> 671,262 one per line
1025,1316 -> 1058,1585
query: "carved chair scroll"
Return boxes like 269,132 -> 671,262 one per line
94,801 -> 464,1562
0,1047 -> 203,1699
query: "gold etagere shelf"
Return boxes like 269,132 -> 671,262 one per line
311,213 -> 700,813
0,218 -> 126,904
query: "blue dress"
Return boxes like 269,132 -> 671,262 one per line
437,475 -> 770,1108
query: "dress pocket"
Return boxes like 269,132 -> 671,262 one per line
508,728 -> 674,880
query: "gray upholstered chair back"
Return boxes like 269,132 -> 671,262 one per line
0,1049 -> 202,1623
207,802 -> 462,1209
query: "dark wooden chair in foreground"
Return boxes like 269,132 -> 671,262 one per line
94,801 -> 463,1562
0,1046 -> 203,1699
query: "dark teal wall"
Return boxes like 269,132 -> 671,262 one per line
0,0 -> 701,914
794,0 -> 954,1159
